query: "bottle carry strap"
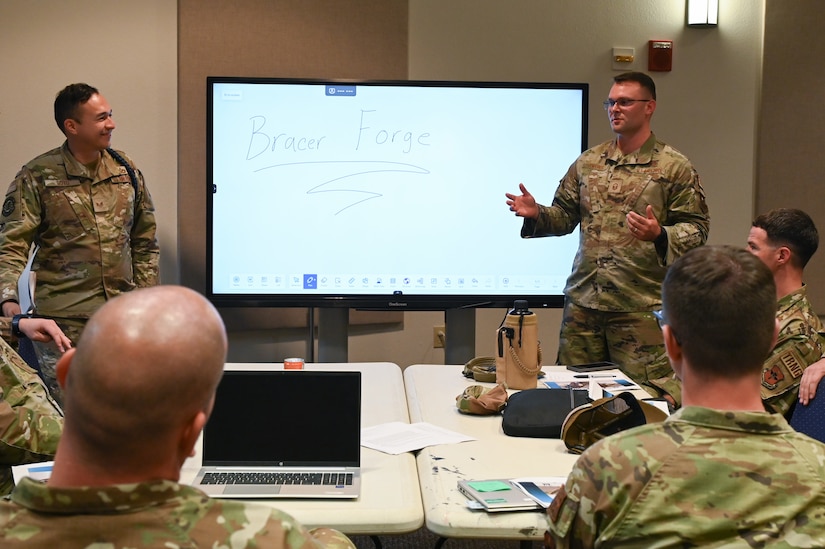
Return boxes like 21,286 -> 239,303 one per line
507,342 -> 542,375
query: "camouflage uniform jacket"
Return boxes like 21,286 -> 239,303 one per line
0,142 -> 159,319
546,406 -> 825,548
0,318 -> 15,343
0,477 -> 356,548
522,133 -> 709,312
0,337 -> 62,496
762,285 -> 825,416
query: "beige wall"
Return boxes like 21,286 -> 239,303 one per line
758,0 -> 825,310
409,0 -> 765,363
1,1 -> 772,366
0,0 -> 178,284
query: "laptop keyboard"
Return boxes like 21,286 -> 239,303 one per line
201,471 -> 353,486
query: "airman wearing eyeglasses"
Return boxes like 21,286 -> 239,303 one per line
506,72 -> 709,407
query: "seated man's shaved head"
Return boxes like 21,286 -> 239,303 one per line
52,286 -> 227,485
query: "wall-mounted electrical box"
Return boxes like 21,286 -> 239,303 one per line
612,47 -> 635,71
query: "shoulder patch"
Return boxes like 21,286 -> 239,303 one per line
781,352 -> 805,378
762,365 -> 784,390
1,196 -> 14,218
763,347 -> 808,392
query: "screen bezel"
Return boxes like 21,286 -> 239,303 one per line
206,76 -> 588,310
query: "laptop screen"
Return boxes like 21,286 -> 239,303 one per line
203,370 -> 362,467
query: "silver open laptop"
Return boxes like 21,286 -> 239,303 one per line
192,369 -> 361,499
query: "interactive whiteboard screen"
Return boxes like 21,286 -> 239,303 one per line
207,78 -> 588,310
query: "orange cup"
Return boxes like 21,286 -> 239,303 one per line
284,357 -> 304,370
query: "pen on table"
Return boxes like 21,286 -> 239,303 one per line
573,374 -> 617,378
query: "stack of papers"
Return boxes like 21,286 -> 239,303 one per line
542,369 -> 641,399
361,422 -> 475,454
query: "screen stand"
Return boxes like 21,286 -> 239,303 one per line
318,308 -> 349,362
445,308 -> 476,365
316,307 -> 475,364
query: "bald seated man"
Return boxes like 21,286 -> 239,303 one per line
0,286 -> 355,548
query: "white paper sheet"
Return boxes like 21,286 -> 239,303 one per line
12,461 -> 54,484
361,422 -> 475,454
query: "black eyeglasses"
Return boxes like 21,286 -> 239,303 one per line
603,98 -> 652,110
653,310 -> 682,344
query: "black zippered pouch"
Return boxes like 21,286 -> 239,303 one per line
501,388 -> 590,438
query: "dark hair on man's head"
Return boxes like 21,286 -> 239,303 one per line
752,208 -> 819,268
662,245 -> 776,378
54,83 -> 99,134
613,72 -> 656,100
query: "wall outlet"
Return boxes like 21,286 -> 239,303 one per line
433,325 -> 446,348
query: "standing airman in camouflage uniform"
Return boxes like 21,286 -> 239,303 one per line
506,72 -> 709,407
0,286 -> 355,548
0,83 -> 159,405
747,208 -> 825,416
545,246 -> 825,548
0,316 -> 68,495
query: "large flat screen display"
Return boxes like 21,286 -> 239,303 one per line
207,77 -> 588,310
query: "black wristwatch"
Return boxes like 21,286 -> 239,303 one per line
11,313 -> 31,338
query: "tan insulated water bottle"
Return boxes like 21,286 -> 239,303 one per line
495,300 -> 542,390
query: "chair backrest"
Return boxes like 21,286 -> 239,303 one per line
16,336 -> 40,371
16,247 -> 40,370
790,392 -> 825,443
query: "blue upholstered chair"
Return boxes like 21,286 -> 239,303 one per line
790,390 -> 825,443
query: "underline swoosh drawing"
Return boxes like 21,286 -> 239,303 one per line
254,160 -> 430,215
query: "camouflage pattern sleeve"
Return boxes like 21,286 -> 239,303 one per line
0,318 -> 12,343
2,479 -> 355,547
521,160 -> 582,239
194,499 -> 357,548
762,290 -> 825,416
546,422 -> 678,548
0,168 -> 43,306
0,338 -> 63,495
112,151 -> 159,288
655,144 -> 709,266
547,408 -> 825,547
298,527 -> 357,548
